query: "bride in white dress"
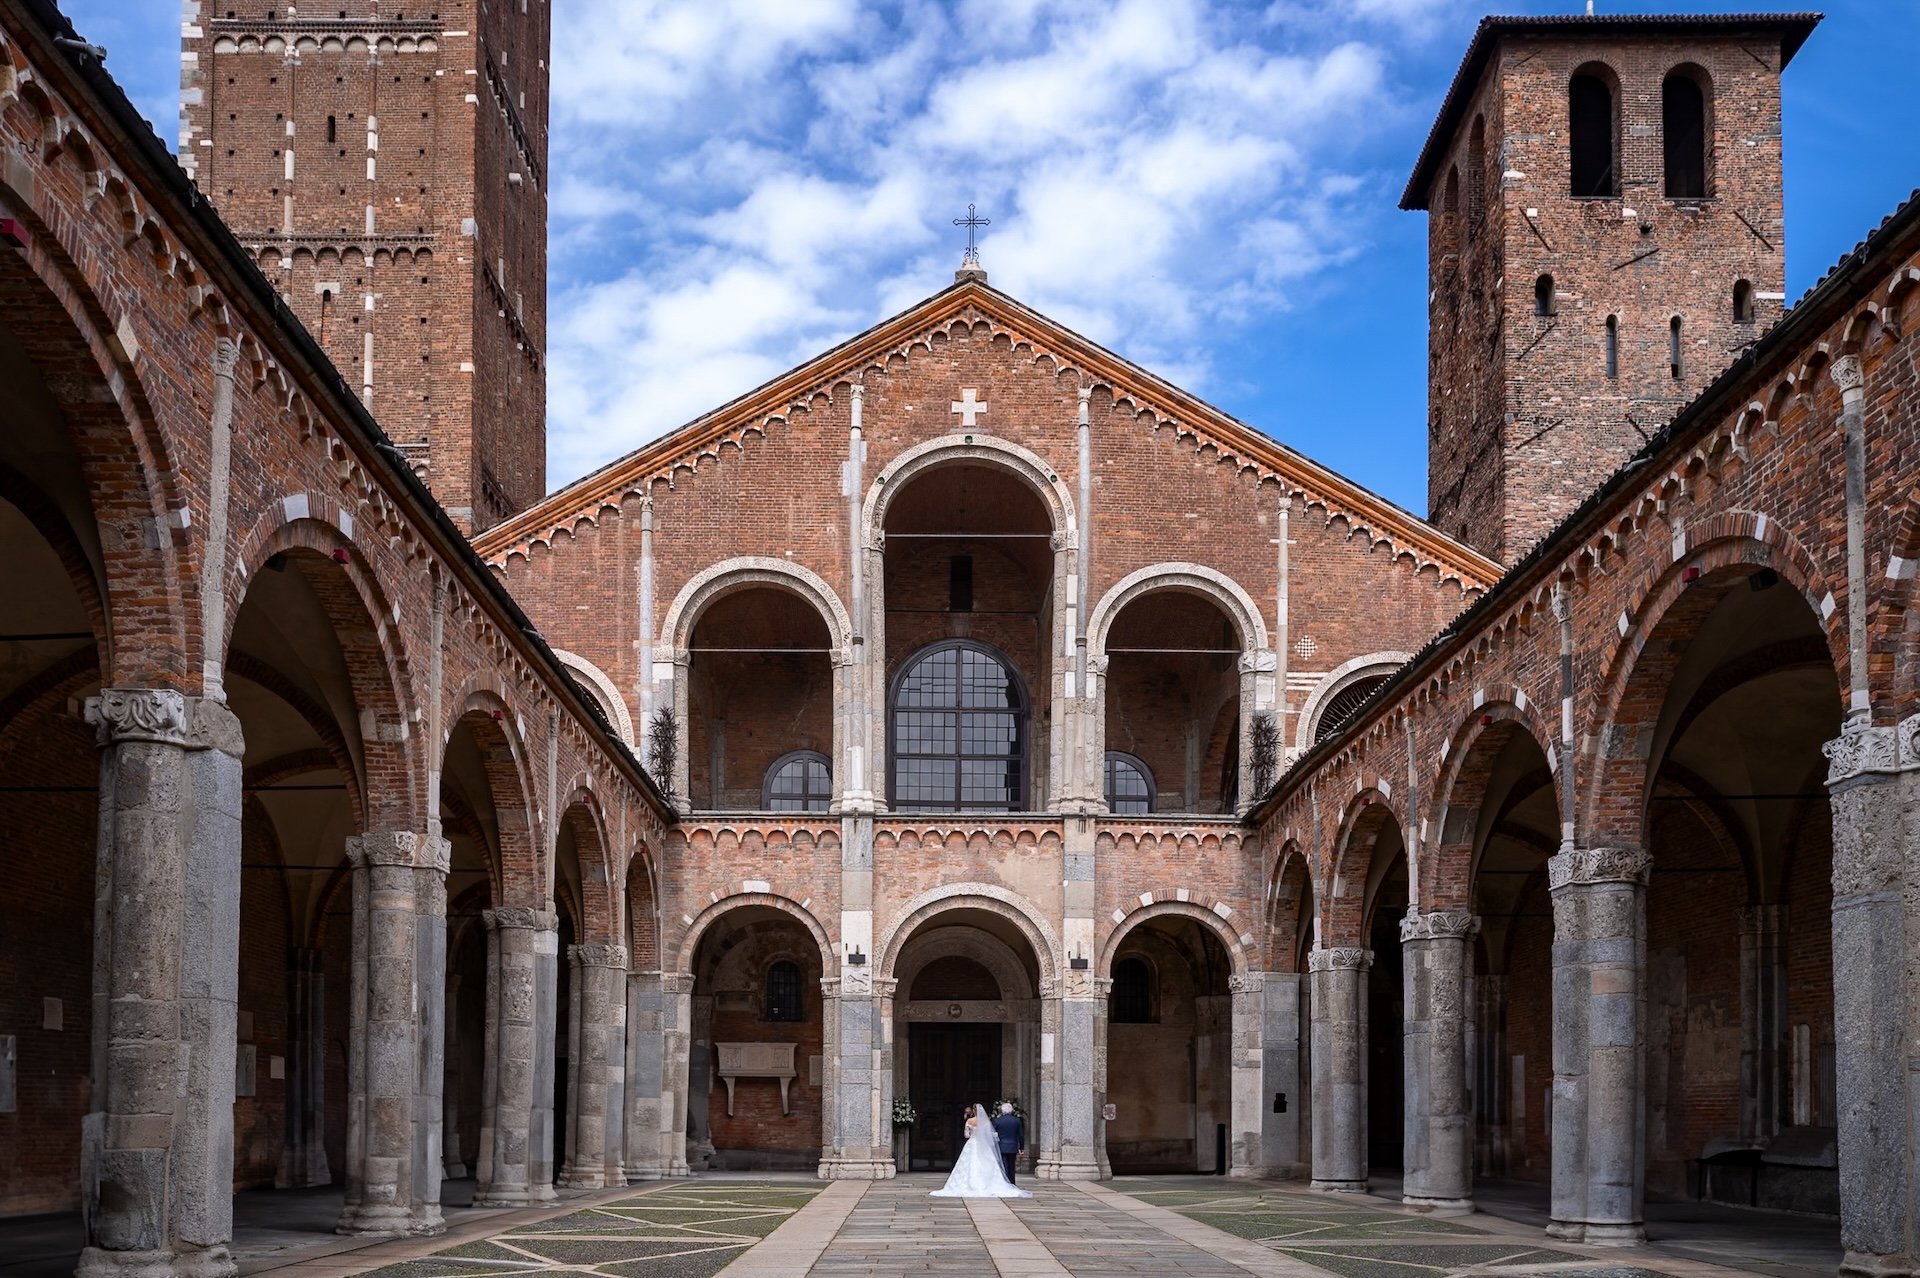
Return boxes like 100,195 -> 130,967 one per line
929,1103 -> 1031,1198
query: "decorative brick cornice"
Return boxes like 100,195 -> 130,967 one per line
1547,846 -> 1653,891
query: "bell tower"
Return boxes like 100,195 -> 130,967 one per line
1410,13 -> 1819,564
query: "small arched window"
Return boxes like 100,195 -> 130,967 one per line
1663,68 -> 1709,199
1569,69 -> 1617,197
1534,274 -> 1555,318
1604,315 -> 1619,378
763,750 -> 831,812
1733,279 -> 1754,324
1670,316 -> 1684,379
1104,752 -> 1154,815
1110,956 -> 1155,1024
765,960 -> 803,1022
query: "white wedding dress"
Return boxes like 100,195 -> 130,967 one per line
930,1104 -> 1031,1198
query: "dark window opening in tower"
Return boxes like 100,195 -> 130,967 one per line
1733,278 -> 1755,324
1534,275 -> 1555,318
1570,70 -> 1617,197
1605,316 -> 1619,378
949,554 -> 973,612
1663,70 -> 1709,199
1670,316 -> 1684,379
326,114 -> 336,144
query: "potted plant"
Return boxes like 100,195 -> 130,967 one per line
890,1097 -> 917,1173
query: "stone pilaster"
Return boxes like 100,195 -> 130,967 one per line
660,972 -> 693,1177
1475,974 -> 1510,1178
1308,945 -> 1370,1192
1400,910 -> 1477,1214
818,972 -> 896,1179
624,970 -> 670,1179
1245,971 -> 1303,1178
337,831 -> 450,1237
1547,845 -> 1650,1246
278,947 -> 331,1188
1737,903 -> 1787,1145
559,944 -> 628,1188
1037,969 -> 1103,1181
78,689 -> 245,1278
1226,973 -> 1274,1176
687,995 -> 714,1171
1824,718 -> 1919,1277
530,911 -> 560,1202
474,905 -> 552,1206
441,972 -> 465,1180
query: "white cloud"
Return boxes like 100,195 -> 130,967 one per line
541,0 -> 1431,490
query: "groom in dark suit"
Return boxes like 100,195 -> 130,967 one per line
990,1102 -> 1024,1183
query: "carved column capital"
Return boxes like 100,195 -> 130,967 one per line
569,943 -> 628,969
85,687 -> 185,746
212,335 -> 241,380
658,971 -> 694,995
1830,352 -> 1865,395
1399,909 -> 1479,942
1547,845 -> 1653,891
1823,714 -> 1920,785
1228,972 -> 1266,994
347,831 -> 449,873
484,904 -> 555,931
1307,946 -> 1372,972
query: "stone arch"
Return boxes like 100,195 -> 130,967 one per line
1425,696 -> 1561,913
895,925 -> 1038,1001
675,891 -> 834,975
659,556 -> 850,656
1087,563 -> 1269,656
862,433 -> 1077,547
1295,651 -> 1412,752
552,649 -> 634,746
1099,900 -> 1248,978
877,883 -> 1062,985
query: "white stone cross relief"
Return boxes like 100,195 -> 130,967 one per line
951,388 -> 989,427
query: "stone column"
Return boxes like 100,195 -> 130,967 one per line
278,947 -> 331,1188
1547,846 -> 1650,1246
78,689 -> 245,1278
530,912 -> 560,1201
337,831 -> 449,1237
1038,970 -> 1102,1180
1737,904 -> 1787,1145
687,996 -> 715,1170
1823,722 -> 1918,1277
1401,910 -> 1477,1213
1243,971 -> 1303,1178
1475,974 -> 1509,1179
660,972 -> 693,1177
603,951 -> 628,1187
442,972 -> 465,1179
818,972 -> 894,1178
1308,945 -> 1369,1192
475,905 -> 549,1206
1227,973 -> 1270,1176
624,970 -> 668,1179
559,943 -> 628,1188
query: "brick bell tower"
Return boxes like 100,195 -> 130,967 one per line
1409,13 -> 1819,564
181,0 -> 551,533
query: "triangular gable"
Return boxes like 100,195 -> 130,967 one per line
473,279 -> 1502,590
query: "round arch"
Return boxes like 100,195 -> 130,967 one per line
1425,697 -> 1562,913
1324,788 -> 1405,947
1099,900 -> 1248,978
1295,652 -> 1412,751
553,649 -> 635,747
1087,563 -> 1269,657
894,925 -> 1038,1001
443,683 -> 541,905
659,556 -> 851,656
877,883 -> 1062,985
674,891 -> 835,975
862,433 -> 1077,547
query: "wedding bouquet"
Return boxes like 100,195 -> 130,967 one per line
891,1097 -> 918,1127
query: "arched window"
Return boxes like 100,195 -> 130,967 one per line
890,640 -> 1026,812
1663,68 -> 1709,199
1104,752 -> 1154,815
763,750 -> 831,812
1569,69 -> 1617,198
1110,956 -> 1155,1024
1314,675 -> 1390,744
1670,316 -> 1684,379
1733,278 -> 1754,324
765,960 -> 803,1022
1534,274 -> 1555,318
1604,315 -> 1619,378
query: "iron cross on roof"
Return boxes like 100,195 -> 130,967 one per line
953,203 -> 989,271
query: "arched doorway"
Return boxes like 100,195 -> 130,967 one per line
1099,586 -> 1248,813
1104,915 -> 1235,1173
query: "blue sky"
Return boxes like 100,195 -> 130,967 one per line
61,0 -> 1920,514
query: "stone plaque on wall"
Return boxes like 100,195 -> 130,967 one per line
237,1010 -> 255,1041
235,1044 -> 257,1099
269,1055 -> 285,1081
41,998 -> 61,1031
0,1036 -> 14,1113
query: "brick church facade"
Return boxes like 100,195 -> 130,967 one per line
4,3 -> 1920,1277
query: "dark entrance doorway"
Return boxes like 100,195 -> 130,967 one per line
907,1023 -> 1003,1171
1368,853 -> 1409,1172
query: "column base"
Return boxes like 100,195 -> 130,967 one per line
623,1161 -> 667,1181
1310,1178 -> 1369,1193
336,1202 -> 415,1236
557,1164 -> 609,1189
816,1157 -> 896,1180
472,1187 -> 537,1208
1840,1249 -> 1918,1278
78,1246 -> 237,1278
1402,1195 -> 1474,1215
1546,1219 -> 1646,1246
409,1205 -> 446,1237
1034,1156 -> 1102,1182
531,1182 -> 558,1204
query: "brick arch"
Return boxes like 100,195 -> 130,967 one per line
226,516 -> 423,831
0,201 -> 188,688
0,461 -> 109,658
895,925 -> 1037,1001
877,883 -> 1062,985
557,787 -> 617,944
1425,696 -> 1561,913
444,688 -> 540,907
1265,842 -> 1316,972
1581,531 -> 1842,848
1099,900 -> 1247,978
1295,651 -> 1412,752
1087,562 -> 1270,656
552,649 -> 634,746
659,555 -> 852,655
626,848 -> 660,972
1882,492 -> 1920,717
862,433 -> 1078,547
674,891 -> 834,976
1323,788 -> 1405,948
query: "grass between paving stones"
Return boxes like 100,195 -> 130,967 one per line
358,1182 -> 821,1278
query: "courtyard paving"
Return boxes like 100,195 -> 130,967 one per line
225,1175 -> 1836,1278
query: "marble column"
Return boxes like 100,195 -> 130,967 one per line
624,970 -> 669,1179
78,690 -> 244,1278
1823,722 -> 1919,1278
559,943 -> 628,1187
1038,970 -> 1102,1180
278,947 -> 331,1188
1547,846 -> 1650,1245
1401,910 -> 1477,1213
1308,945 -> 1369,1192
475,905 -> 549,1206
337,830 -> 449,1237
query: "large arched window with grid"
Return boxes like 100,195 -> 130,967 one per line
889,640 -> 1027,812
